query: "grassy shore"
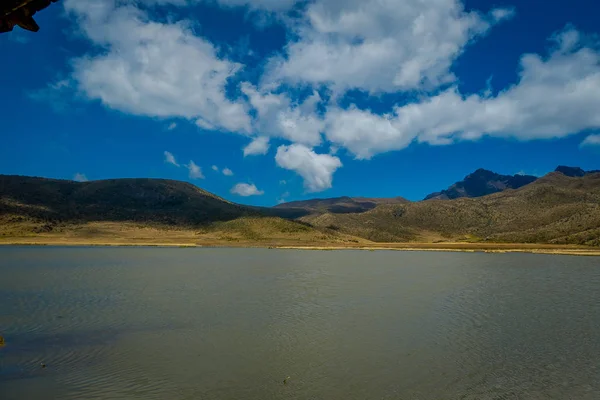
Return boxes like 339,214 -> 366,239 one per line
1,237 -> 599,256
1,221 -> 598,256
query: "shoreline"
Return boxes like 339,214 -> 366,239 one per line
1,239 -> 599,256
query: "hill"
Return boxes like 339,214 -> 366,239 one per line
0,175 -> 252,226
424,169 -> 538,200
555,165 -> 600,177
300,172 -> 600,245
275,196 -> 409,214
2,170 -> 600,247
0,175 -> 362,245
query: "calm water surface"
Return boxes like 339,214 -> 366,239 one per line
1,247 -> 599,399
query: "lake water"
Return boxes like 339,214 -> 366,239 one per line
1,247 -> 599,399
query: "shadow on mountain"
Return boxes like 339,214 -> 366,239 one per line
0,175 -> 257,227
274,196 -> 409,215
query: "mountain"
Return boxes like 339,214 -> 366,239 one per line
556,166 -> 587,177
301,171 -> 600,245
424,169 -> 538,200
2,170 -> 600,246
555,165 -> 600,177
0,175 -> 362,245
0,175 -> 252,225
275,196 -> 409,214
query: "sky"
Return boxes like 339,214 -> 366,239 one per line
1,0 -> 599,206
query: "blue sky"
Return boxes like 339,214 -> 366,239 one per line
1,0 -> 599,206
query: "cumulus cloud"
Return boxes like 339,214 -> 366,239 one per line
324,28 -> 600,158
231,183 -> 264,196
73,173 -> 88,182
41,1 -> 600,194
325,106 -> 417,159
243,136 -> 270,156
222,167 -> 234,176
187,160 -> 205,179
204,0 -> 298,11
164,151 -> 180,166
212,165 -> 219,171
167,122 -> 177,130
143,0 -> 298,10
267,0 -> 512,93
581,134 -> 600,147
62,0 -> 251,133
275,144 -> 342,192
242,84 -> 324,146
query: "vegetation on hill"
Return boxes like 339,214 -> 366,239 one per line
275,196 -> 408,214
555,165 -> 600,177
0,175 -> 252,226
0,175 -> 352,243
424,166 -> 600,201
302,172 -> 600,245
2,168 -> 599,246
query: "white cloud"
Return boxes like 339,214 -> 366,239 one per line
150,0 -> 298,11
40,1 -> 600,195
267,0 -> 512,93
279,180 -> 286,185
242,84 -> 324,146
243,136 -> 270,156
29,79 -> 74,112
231,183 -> 264,196
277,191 -> 290,204
491,7 -> 515,22
581,134 -> 600,147
222,167 -> 234,176
63,0 -> 251,133
325,106 -> 417,159
516,170 -> 542,177
73,173 -> 88,182
187,160 -> 205,179
212,165 -> 219,171
167,122 -> 177,130
324,28 -> 600,158
164,151 -> 180,167
275,144 -> 342,192
204,0 -> 298,11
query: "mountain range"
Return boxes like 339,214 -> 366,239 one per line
423,169 -> 538,200
421,166 -> 600,201
1,166 -> 599,246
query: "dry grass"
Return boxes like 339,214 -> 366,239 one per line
2,233 -> 599,256
302,173 -> 600,246
0,218 -> 368,247
2,173 -> 600,250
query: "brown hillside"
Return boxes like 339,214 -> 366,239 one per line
275,196 -> 409,214
301,173 -> 600,245
0,175 -> 253,226
2,172 -> 600,246
0,175 -> 361,244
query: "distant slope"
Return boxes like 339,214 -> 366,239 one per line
555,165 -> 600,177
424,169 -> 538,200
0,175 -> 362,244
0,175 -> 253,226
302,172 -> 600,245
275,196 -> 409,214
3,171 -> 600,246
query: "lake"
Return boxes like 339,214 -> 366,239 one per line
1,247 -> 599,399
